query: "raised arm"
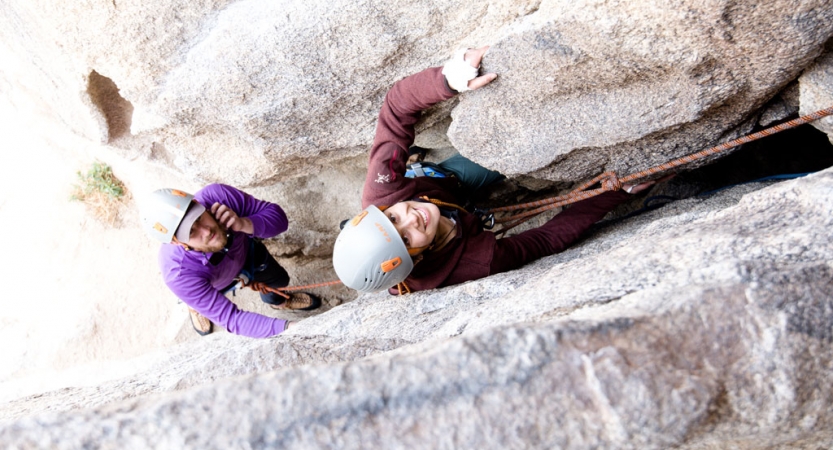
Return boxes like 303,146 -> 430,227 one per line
362,47 -> 497,208
195,183 -> 288,239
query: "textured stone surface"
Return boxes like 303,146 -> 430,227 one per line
3,169 -> 832,448
450,0 -> 833,181
2,1 -> 833,448
800,45 -> 833,142
2,0 -> 832,187
2,0 -> 832,260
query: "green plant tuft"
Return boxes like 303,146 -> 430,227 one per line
71,161 -> 129,225
71,161 -> 125,201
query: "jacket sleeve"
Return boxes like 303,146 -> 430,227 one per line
162,262 -> 288,338
489,191 -> 630,275
362,67 -> 457,208
195,184 -> 288,239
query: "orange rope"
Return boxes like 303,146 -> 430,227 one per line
232,105 -> 832,294
619,105 -> 833,184
247,280 -> 343,299
418,196 -> 467,212
484,105 -> 833,234
395,281 -> 411,295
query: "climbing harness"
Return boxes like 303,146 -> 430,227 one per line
405,162 -> 450,178
479,105 -> 833,235
474,207 -> 496,229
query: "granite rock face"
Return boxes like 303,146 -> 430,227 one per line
2,168 -> 832,449
800,43 -> 833,142
2,0 -> 833,448
450,0 -> 833,181
2,0 -> 832,187
2,0 -> 832,258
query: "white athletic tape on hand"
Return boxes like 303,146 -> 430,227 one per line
442,48 -> 479,92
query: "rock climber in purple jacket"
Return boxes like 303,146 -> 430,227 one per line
142,183 -> 320,337
333,46 -> 659,295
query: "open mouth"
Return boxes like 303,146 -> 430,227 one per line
415,208 -> 429,229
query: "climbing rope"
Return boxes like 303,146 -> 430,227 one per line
418,195 -> 467,212
246,279 -> 343,299
395,281 -> 412,295
238,104 -> 833,294
480,104 -> 833,235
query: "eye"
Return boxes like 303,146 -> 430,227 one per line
388,213 -> 397,224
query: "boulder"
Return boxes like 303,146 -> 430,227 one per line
3,168 -> 832,448
1,0 -> 831,186
2,0 -> 833,448
800,44 -> 833,142
450,1 -> 833,181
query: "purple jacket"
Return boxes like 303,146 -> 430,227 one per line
158,184 -> 289,338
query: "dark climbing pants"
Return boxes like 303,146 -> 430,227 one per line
244,239 -> 291,305
437,153 -> 506,195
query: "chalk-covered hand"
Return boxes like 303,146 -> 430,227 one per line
622,181 -> 654,195
442,45 -> 497,92
211,202 -> 254,234
622,174 -> 676,195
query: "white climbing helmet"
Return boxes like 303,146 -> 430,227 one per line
140,188 -> 205,243
332,205 -> 414,292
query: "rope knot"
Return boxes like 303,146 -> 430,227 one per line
247,280 -> 266,293
248,281 -> 290,299
600,172 -> 622,191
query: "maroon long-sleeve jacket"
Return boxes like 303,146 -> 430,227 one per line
362,67 -> 629,293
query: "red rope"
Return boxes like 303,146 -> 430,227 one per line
237,105 -> 833,293
247,280 -> 343,299
484,105 -> 833,234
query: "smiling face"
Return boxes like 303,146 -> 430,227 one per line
183,210 -> 228,253
384,200 -> 441,252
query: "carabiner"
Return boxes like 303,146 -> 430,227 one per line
474,208 -> 496,230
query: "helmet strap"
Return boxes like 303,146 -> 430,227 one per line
407,245 -> 431,256
171,236 -> 192,251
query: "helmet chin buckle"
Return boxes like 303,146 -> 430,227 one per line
381,257 -> 402,273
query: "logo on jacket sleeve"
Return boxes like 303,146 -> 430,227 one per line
374,173 -> 391,184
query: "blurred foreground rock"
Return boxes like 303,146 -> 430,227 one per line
2,167 -> 832,449
2,0 -> 833,448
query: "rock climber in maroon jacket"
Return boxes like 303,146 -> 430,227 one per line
332,46 -> 659,294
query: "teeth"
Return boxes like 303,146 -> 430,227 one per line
417,209 -> 428,227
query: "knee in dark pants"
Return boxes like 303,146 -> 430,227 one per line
249,240 -> 290,304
